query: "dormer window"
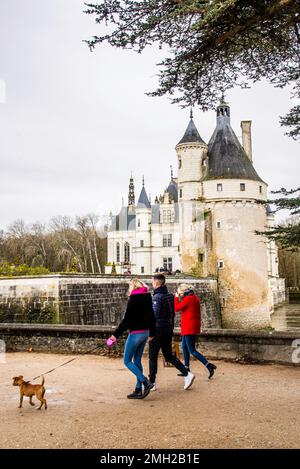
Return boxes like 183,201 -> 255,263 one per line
162,210 -> 172,223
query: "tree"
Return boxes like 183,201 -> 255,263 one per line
280,82 -> 300,140
84,0 -> 300,130
111,261 -> 117,275
256,188 -> 300,249
85,1 -> 300,247
0,215 -> 108,274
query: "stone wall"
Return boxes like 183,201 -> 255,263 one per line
0,275 -> 221,329
1,324 -> 299,365
0,277 -> 59,324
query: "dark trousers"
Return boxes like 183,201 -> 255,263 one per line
182,334 -> 209,369
149,326 -> 188,383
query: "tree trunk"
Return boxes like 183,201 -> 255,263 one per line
93,234 -> 101,273
87,239 -> 95,273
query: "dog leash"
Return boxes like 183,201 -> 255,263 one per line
29,344 -> 102,382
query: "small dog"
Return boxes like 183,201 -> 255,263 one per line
12,375 -> 47,410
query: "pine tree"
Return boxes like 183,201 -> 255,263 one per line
85,0 -> 300,131
71,256 -> 78,272
111,262 -> 117,275
256,188 -> 300,249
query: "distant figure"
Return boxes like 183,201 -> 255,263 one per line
175,284 -> 217,379
148,274 -> 195,391
107,278 -> 156,399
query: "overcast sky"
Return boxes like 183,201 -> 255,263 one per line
0,0 -> 299,229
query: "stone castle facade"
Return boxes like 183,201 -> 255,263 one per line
106,101 -> 285,329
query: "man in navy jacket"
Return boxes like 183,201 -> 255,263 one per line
149,274 -> 195,390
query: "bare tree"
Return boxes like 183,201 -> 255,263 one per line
50,216 -> 84,272
88,213 -> 102,273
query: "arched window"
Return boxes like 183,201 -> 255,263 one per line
116,242 -> 120,263
124,242 -> 130,263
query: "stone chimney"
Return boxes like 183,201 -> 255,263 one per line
241,120 -> 252,162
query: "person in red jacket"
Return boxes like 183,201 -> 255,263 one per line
174,284 -> 217,379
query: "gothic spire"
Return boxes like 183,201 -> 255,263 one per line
128,173 -> 135,206
177,111 -> 206,146
137,177 -> 151,208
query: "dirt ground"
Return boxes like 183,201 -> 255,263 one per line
1,353 -> 299,449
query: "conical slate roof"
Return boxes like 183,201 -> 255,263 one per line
202,103 -> 264,182
177,117 -> 206,145
167,178 -> 178,203
137,186 -> 151,208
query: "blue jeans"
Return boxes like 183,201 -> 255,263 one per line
182,335 -> 209,369
124,331 -> 149,390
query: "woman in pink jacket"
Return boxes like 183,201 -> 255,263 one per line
175,284 -> 217,379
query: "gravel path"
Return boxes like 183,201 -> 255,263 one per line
1,353 -> 299,449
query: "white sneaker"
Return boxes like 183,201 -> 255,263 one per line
184,372 -> 195,390
150,383 -> 157,392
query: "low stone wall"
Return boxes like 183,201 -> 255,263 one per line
0,277 -> 59,324
1,324 -> 299,365
0,274 -> 221,329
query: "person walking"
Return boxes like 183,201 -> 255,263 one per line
107,278 -> 156,399
148,274 -> 195,391
175,284 -> 217,379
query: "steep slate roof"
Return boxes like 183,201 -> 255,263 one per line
202,103 -> 265,182
167,178 -> 178,203
177,117 -> 206,145
151,204 -> 160,224
111,207 -> 136,231
137,186 -> 151,208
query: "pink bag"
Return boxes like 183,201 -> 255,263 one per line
106,337 -> 116,347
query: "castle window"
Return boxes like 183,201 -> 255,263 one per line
116,242 -> 120,263
240,183 -> 246,191
180,189 -> 183,198
259,185 -> 262,194
124,242 -> 130,263
163,234 -> 172,247
216,221 -> 221,229
140,240 -> 144,247
162,210 -> 172,223
217,260 -> 224,269
141,266 -> 145,274
178,158 -> 182,169
163,257 -> 173,272
217,183 -> 223,192
198,253 -> 204,263
138,219 -> 140,227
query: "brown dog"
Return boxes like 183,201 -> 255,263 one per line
12,375 -> 47,410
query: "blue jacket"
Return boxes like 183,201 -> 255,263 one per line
152,285 -> 174,328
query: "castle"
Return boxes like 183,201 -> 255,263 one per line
106,101 -> 285,329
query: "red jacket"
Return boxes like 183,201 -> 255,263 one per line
174,292 -> 201,336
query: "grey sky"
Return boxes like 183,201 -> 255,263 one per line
0,0 -> 299,229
